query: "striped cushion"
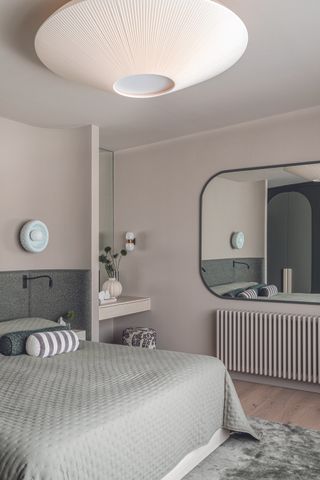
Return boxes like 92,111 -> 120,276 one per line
259,284 -> 278,298
237,288 -> 258,299
0,326 -> 69,356
26,330 -> 79,358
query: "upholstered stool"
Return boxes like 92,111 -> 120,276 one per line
122,327 -> 156,349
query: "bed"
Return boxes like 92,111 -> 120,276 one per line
267,292 -> 320,303
211,282 -> 259,297
211,282 -> 320,303
0,318 -> 257,480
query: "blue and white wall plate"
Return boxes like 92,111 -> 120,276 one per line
20,220 -> 49,253
231,231 -> 245,249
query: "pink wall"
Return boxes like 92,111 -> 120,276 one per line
0,117 -> 95,271
114,106 -> 320,355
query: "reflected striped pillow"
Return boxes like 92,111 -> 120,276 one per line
26,330 -> 79,358
237,288 -> 258,299
259,285 -> 278,298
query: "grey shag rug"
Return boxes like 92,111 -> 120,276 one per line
185,417 -> 320,480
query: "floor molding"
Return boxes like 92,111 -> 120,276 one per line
231,372 -> 320,393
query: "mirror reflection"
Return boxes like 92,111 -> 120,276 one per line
201,162 -> 320,304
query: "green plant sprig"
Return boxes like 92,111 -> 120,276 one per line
99,246 -> 127,279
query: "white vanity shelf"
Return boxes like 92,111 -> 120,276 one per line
99,296 -> 151,321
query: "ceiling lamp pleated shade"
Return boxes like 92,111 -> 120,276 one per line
35,0 -> 248,98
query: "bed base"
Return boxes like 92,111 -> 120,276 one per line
161,428 -> 230,480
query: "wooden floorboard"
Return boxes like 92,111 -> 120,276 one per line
234,380 -> 320,430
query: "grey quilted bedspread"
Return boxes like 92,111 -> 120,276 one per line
0,341 -> 257,480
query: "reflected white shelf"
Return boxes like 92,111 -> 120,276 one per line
99,296 -> 151,321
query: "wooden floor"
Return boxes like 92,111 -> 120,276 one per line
234,380 -> 320,431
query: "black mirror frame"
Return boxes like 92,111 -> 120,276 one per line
199,160 -> 320,306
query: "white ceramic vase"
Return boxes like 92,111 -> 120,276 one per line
102,277 -> 123,298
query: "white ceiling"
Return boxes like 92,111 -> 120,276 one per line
221,166 -> 308,187
1,0 -> 320,151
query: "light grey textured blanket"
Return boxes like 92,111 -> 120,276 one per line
0,341 -> 257,480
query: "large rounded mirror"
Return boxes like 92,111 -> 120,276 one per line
200,162 -> 319,304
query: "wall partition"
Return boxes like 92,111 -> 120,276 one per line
99,149 -> 114,287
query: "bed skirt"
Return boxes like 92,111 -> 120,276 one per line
162,428 -> 230,480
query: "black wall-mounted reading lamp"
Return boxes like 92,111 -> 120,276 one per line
22,274 -> 53,289
233,260 -> 250,270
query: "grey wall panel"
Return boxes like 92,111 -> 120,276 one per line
29,270 -> 91,331
268,192 -> 312,293
267,194 -> 289,289
201,258 -> 264,288
0,271 -> 29,321
0,270 -> 91,332
287,193 -> 312,293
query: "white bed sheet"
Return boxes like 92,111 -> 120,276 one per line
162,428 -> 230,480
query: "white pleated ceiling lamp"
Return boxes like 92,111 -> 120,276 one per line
35,0 -> 248,99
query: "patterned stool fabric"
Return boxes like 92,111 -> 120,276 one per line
122,327 -> 156,349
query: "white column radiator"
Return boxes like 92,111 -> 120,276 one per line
216,310 -> 320,384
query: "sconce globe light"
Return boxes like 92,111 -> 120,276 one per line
35,0 -> 248,99
231,231 -> 245,250
20,220 -> 49,253
125,232 -> 136,252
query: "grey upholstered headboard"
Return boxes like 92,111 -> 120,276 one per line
0,270 -> 91,333
201,258 -> 264,287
